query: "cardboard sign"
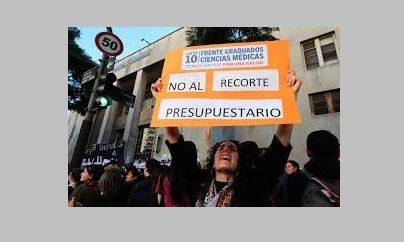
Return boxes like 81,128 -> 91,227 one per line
151,40 -> 301,127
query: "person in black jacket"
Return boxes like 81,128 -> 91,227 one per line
127,159 -> 161,206
151,70 -> 302,207
99,169 -> 127,207
301,130 -> 340,207
271,160 -> 308,206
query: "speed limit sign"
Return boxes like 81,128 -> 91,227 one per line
95,32 -> 124,56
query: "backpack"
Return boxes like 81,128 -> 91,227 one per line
309,177 -> 340,206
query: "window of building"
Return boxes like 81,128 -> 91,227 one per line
124,106 -> 130,115
301,32 -> 339,70
302,40 -> 319,69
134,125 -> 157,161
115,129 -> 124,143
142,89 -> 155,110
309,89 -> 340,115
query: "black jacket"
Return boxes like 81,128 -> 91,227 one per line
301,157 -> 340,207
272,172 -> 308,207
166,135 -> 292,206
127,176 -> 158,206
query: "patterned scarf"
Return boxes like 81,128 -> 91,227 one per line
196,180 -> 234,207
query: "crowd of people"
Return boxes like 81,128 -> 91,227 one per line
68,70 -> 340,207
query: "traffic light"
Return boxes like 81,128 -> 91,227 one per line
95,73 -> 122,109
95,95 -> 112,108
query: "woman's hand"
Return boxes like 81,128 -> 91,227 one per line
286,70 -> 302,100
151,77 -> 181,144
151,77 -> 163,98
275,70 -> 303,147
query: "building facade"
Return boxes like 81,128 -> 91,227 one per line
68,27 -> 340,167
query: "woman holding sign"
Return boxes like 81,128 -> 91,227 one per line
151,71 -> 302,206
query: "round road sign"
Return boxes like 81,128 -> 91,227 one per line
95,32 -> 124,56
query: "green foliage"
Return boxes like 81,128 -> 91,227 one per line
185,27 -> 279,46
185,28 -> 235,46
68,27 -> 97,80
68,27 -> 97,114
68,73 -> 91,115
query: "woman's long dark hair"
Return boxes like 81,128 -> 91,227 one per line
168,167 -> 189,202
85,165 -> 104,181
168,141 -> 199,204
99,169 -> 126,206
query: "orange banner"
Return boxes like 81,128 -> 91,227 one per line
151,40 -> 301,127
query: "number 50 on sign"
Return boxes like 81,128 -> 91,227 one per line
95,31 -> 124,56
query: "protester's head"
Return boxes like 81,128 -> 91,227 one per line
285,160 -> 299,175
68,185 -> 102,207
126,167 -> 141,183
306,130 -> 340,159
144,159 -> 160,177
80,165 -> 103,183
103,158 -> 120,171
207,140 -> 240,178
69,168 -> 82,184
99,169 -> 126,206
239,141 -> 259,169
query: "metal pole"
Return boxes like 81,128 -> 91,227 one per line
70,27 -> 113,168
